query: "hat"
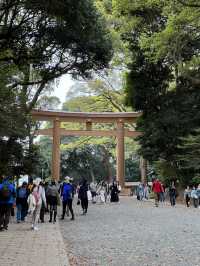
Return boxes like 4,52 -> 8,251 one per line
33,178 -> 41,186
64,176 -> 70,183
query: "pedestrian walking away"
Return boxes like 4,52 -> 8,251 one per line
61,176 -> 74,220
16,182 -> 28,223
46,180 -> 60,223
0,176 -> 16,231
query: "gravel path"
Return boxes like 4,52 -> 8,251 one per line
60,197 -> 200,266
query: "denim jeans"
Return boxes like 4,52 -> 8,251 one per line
16,204 -> 26,221
170,195 -> 176,206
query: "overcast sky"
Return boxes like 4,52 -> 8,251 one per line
51,74 -> 74,107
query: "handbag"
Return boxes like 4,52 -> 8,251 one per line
56,193 -> 61,206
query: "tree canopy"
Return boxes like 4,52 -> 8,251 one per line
0,0 -> 113,176
0,0 -> 113,112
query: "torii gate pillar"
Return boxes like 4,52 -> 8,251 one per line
116,120 -> 125,187
52,119 -> 61,181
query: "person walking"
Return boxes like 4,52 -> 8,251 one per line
98,181 -> 106,203
47,181 -> 60,223
184,186 -> 191,207
90,181 -> 97,203
78,179 -> 89,215
28,178 -> 46,230
16,182 -> 28,223
160,183 -> 165,202
110,181 -> 120,202
196,184 -> 200,208
0,176 -> 16,231
169,183 -> 177,207
39,181 -> 46,223
191,186 -> 198,208
143,184 -> 149,200
61,177 -> 74,220
152,178 -> 162,207
136,183 -> 144,201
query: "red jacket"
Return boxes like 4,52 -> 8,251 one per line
152,180 -> 162,193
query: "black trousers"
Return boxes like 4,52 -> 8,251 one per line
0,204 -> 12,228
81,198 -> 88,212
185,195 -> 190,207
62,199 -> 74,218
40,202 -> 45,222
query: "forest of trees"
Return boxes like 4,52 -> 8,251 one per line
1,0 -> 200,186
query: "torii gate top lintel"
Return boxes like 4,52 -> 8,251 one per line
31,109 -> 141,123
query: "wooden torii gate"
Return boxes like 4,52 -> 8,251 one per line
32,110 -> 141,187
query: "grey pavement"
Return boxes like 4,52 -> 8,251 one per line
1,198 -> 200,266
60,197 -> 200,266
0,215 -> 69,266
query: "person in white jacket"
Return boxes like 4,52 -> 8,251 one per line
28,178 -> 46,230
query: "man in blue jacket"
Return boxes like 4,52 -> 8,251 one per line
0,176 -> 16,230
61,176 -> 74,220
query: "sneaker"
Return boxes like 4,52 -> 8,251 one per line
70,217 -> 75,221
33,226 -> 39,231
31,224 -> 34,230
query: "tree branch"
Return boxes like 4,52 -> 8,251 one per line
177,0 -> 200,8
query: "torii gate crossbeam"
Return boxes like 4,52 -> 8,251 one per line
32,110 -> 141,187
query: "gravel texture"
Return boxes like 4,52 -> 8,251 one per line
60,197 -> 200,266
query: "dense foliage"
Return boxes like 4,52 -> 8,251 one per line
112,0 -> 200,185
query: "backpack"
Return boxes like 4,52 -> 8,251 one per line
18,187 -> 27,199
62,184 -> 72,201
0,184 -> 11,201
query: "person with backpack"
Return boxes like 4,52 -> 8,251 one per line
0,176 -> 16,231
46,180 -> 60,223
61,176 -> 74,220
16,182 -> 28,223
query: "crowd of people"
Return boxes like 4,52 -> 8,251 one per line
0,176 -> 122,231
1,174 -> 199,232
137,178 -> 178,207
136,178 -> 200,209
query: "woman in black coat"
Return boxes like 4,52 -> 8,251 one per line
78,179 -> 88,215
110,181 -> 120,202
